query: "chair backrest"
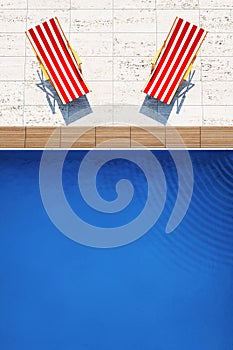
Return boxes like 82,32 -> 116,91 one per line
26,17 -> 90,104
144,17 -> 208,104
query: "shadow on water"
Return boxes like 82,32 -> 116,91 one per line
36,70 -> 92,125
139,71 -> 195,125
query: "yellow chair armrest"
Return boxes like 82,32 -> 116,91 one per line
151,45 -> 164,65
195,47 -> 201,58
183,63 -> 193,81
70,46 -> 82,65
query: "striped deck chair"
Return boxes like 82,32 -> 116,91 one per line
143,17 -> 208,104
26,17 -> 91,104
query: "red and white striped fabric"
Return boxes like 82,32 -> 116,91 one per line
26,17 -> 90,104
143,17 -> 207,104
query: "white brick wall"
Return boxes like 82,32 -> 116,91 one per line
0,0 -> 232,126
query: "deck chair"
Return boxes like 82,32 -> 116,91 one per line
143,17 -> 208,104
26,17 -> 91,104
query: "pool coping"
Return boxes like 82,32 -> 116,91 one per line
0,126 -> 232,149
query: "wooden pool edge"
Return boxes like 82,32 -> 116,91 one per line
0,126 -> 232,149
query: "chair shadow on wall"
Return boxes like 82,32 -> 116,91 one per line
139,71 -> 195,125
36,70 -> 92,125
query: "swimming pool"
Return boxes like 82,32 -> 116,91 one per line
0,150 -> 232,350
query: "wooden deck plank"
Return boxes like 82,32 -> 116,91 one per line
201,127 -> 233,148
166,127 -> 201,148
96,126 -> 130,148
0,126 -> 232,149
60,127 -> 95,148
131,126 -> 165,148
25,127 -> 60,148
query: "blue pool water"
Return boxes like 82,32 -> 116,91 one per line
0,150 -> 233,350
